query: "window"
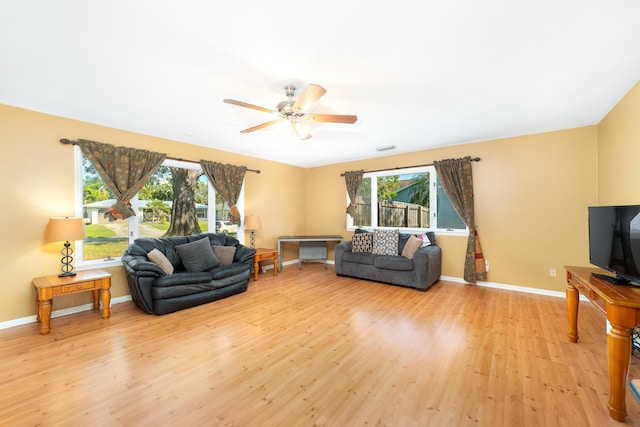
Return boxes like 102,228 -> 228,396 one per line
347,166 -> 466,233
74,147 -> 243,267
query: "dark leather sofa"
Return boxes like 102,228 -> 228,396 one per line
122,233 -> 255,315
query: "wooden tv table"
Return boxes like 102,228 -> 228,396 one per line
565,265 -> 640,421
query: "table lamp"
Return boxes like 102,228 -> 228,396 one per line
46,217 -> 86,277
244,215 -> 262,249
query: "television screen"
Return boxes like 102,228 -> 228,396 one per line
588,205 -> 640,285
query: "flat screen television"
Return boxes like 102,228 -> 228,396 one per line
588,205 -> 640,285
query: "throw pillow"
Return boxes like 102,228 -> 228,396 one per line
175,237 -> 219,272
401,235 -> 423,259
397,232 -> 412,254
372,229 -> 399,255
352,232 -> 373,253
147,248 -> 174,275
417,232 -> 433,247
212,245 -> 237,266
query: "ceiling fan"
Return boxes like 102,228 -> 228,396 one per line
223,84 -> 357,140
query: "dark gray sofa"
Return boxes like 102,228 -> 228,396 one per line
335,230 -> 441,291
122,233 -> 256,315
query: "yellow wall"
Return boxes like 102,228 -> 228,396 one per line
0,104 -> 306,322
2,77 -> 638,323
309,126 -> 598,291
597,81 -> 640,205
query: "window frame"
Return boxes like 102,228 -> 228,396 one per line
346,165 -> 469,236
74,147 -> 245,269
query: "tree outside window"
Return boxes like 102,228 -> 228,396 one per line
77,152 -> 236,264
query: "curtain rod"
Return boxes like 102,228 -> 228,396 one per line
59,138 -> 261,174
340,157 -> 481,176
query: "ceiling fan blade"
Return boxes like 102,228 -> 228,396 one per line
223,99 -> 275,114
304,113 -> 358,124
291,121 -> 312,140
240,120 -> 282,133
292,84 -> 326,112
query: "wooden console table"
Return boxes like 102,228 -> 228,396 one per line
33,269 -> 112,335
565,265 -> 640,421
277,235 -> 343,271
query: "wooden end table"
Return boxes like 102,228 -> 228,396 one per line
32,269 -> 112,335
253,248 -> 278,281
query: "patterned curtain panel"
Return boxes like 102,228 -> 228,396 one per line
344,170 -> 364,217
433,156 -> 487,283
200,160 -> 247,225
77,139 -> 166,221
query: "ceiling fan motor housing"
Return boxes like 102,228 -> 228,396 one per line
277,100 -> 295,115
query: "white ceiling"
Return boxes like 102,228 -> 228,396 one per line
2,1 -> 640,168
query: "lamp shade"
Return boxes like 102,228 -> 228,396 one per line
244,215 -> 262,231
46,217 -> 86,243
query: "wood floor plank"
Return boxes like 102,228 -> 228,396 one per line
1,264 -> 640,426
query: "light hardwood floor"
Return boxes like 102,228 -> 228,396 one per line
2,265 -> 640,426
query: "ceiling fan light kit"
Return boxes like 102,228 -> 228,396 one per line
224,84 -> 357,140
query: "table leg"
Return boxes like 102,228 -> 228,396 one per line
566,280 -> 579,343
35,293 -> 41,323
273,256 -> 278,277
92,289 -> 100,310
253,259 -> 259,281
101,287 -> 111,319
39,299 -> 52,335
606,305 -> 634,421
277,240 -> 282,272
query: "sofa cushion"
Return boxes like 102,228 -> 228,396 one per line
154,271 -> 214,287
343,251 -> 375,265
374,255 -> 414,271
147,248 -> 174,275
352,232 -> 373,253
213,245 -> 237,266
401,235 -> 423,259
209,263 -> 251,280
372,229 -> 399,255
175,237 -> 219,272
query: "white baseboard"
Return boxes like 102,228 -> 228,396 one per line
0,295 -> 131,330
441,275 -> 587,300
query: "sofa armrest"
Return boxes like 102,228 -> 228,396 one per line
334,241 -> 353,275
122,252 -> 166,277
234,245 -> 257,264
124,275 -> 155,314
412,245 -> 442,290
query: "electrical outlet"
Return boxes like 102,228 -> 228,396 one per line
485,260 -> 490,272
549,268 -> 557,277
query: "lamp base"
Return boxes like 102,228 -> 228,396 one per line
59,271 -> 77,278
59,241 -> 76,277
250,231 -> 256,249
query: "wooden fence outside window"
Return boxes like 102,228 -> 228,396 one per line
354,201 -> 429,228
